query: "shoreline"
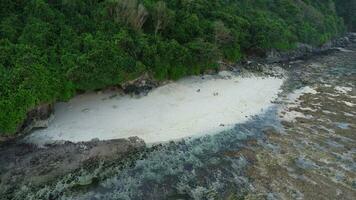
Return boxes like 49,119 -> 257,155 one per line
0,37 -> 355,199
2,33 -> 355,144
24,71 -> 284,146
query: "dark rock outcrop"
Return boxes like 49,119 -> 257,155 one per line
0,137 -> 145,197
0,104 -> 55,142
19,103 -> 54,134
121,73 -> 158,96
266,33 -> 355,63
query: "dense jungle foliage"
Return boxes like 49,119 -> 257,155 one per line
0,0 -> 353,135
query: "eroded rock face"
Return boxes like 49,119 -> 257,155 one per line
122,73 -> 158,96
0,137 -> 145,198
19,103 -> 54,134
349,32 -> 356,42
0,104 -> 54,142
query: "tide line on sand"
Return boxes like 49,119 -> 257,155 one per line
25,71 -> 284,146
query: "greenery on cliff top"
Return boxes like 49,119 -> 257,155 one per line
0,0 -> 351,135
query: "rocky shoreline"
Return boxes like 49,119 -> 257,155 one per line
3,33 -> 354,142
1,33 -> 354,145
0,137 -> 145,199
266,32 -> 356,63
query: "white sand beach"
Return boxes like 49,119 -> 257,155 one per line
25,71 -> 284,145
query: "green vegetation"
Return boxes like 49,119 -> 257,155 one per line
335,0 -> 356,31
0,0 -> 349,135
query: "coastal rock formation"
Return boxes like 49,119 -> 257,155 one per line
266,33 -> 355,63
0,137 -> 145,198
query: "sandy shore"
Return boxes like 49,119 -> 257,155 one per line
25,71 -> 284,145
